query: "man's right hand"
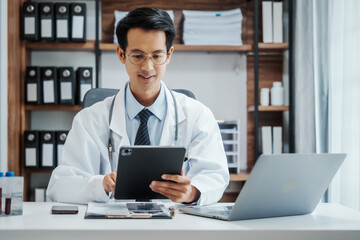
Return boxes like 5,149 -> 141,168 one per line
103,171 -> 117,193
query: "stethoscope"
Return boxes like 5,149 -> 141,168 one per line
107,87 -> 179,171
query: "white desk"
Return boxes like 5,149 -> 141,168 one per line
1,202 -> 359,240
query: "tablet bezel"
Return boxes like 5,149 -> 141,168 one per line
114,146 -> 186,200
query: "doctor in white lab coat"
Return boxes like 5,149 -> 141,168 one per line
47,7 -> 229,205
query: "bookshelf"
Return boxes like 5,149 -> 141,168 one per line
7,0 -> 292,201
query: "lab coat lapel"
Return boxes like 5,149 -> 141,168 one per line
159,86 -> 186,146
109,85 -> 130,146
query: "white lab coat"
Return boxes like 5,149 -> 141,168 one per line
47,83 -> 229,205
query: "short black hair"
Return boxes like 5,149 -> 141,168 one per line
116,7 -> 175,52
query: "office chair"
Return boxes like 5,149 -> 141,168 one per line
83,88 -> 196,108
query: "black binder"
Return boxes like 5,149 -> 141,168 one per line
23,2 -> 39,41
56,131 -> 68,166
55,3 -> 70,42
25,66 -> 41,105
41,67 -> 58,104
39,2 -> 55,41
24,131 -> 40,168
40,131 -> 56,168
76,67 -> 93,104
70,3 -> 86,42
58,67 -> 75,105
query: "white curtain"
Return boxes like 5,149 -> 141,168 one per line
296,0 -> 360,210
326,0 -> 360,211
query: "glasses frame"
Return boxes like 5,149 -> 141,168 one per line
125,50 -> 170,66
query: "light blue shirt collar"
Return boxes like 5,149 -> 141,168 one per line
125,82 -> 166,121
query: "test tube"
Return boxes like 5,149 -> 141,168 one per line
0,172 -> 3,215
5,172 -> 14,215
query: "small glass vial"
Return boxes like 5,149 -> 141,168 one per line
260,88 -> 270,106
5,172 -> 14,215
0,172 -> 3,215
271,81 -> 284,106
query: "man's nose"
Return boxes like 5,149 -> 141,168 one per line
141,56 -> 154,71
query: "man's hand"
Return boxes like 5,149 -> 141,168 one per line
149,169 -> 200,203
103,171 -> 117,193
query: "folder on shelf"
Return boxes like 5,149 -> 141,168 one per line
39,2 -> 55,41
55,3 -> 70,42
23,2 -> 39,41
261,126 -> 272,154
71,3 -> 86,42
41,67 -> 58,104
273,1 -> 283,43
24,131 -> 40,168
56,131 -> 68,166
58,67 -> 75,105
76,67 -> 93,104
25,66 -> 41,105
262,1 -> 273,43
40,131 -> 56,168
35,188 -> 46,202
272,126 -> 283,154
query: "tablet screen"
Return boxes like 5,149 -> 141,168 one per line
114,146 -> 186,200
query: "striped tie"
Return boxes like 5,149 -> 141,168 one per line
134,109 -> 152,145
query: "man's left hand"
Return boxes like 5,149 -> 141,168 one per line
149,169 -> 200,203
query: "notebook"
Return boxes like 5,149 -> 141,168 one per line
180,153 -> 345,221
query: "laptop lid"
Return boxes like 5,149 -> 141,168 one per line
228,153 -> 345,220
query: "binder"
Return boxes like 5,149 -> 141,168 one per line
56,131 -> 68,166
76,67 -> 93,104
39,3 -> 55,41
71,3 -> 86,42
25,66 -> 41,105
58,67 -> 75,105
41,67 -> 58,104
273,1 -> 283,43
55,3 -> 70,42
262,1 -> 273,43
23,2 -> 39,41
40,131 -> 56,168
261,126 -> 272,154
24,131 -> 40,168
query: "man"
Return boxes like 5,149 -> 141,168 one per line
47,7 -> 229,205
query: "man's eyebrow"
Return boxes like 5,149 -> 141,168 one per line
129,49 -> 167,54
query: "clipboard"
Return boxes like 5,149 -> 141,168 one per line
85,202 -> 173,219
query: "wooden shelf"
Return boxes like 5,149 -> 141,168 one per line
25,105 -> 82,111
258,42 -> 289,52
24,168 -> 54,173
248,105 -> 289,112
25,41 -> 95,51
230,170 -> 250,182
100,43 -> 288,53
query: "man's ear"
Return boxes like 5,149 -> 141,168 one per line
166,46 -> 175,64
116,46 -> 126,64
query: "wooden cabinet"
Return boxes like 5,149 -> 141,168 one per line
7,0 -> 292,201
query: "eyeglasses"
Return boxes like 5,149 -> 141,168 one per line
126,50 -> 169,65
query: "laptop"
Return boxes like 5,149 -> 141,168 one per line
180,153 -> 346,221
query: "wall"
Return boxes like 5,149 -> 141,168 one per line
0,0 -> 8,171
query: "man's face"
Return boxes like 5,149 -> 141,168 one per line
116,28 -> 174,98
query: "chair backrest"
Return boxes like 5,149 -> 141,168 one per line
83,88 -> 196,108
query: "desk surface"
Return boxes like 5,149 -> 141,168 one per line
1,202 -> 360,240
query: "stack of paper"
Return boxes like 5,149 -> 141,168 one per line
113,10 -> 174,44
183,9 -> 243,46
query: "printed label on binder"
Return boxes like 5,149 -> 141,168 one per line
25,148 -> 37,167
27,83 -> 37,102
42,144 -> 54,167
72,16 -> 84,39
43,80 -> 55,103
24,17 -> 36,35
60,82 -> 72,100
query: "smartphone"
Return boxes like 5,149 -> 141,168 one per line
51,205 -> 79,214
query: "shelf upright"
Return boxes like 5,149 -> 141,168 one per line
254,0 -> 260,162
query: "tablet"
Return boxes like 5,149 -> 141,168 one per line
114,146 -> 186,200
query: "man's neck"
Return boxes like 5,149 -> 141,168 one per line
130,85 -> 161,107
